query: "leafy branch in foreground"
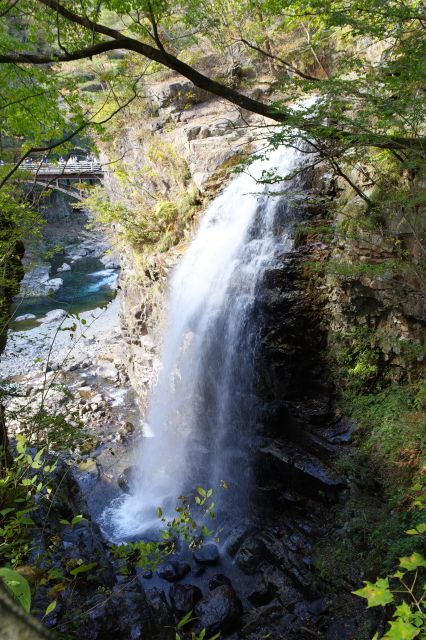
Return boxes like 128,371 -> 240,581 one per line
354,486 -> 426,639
0,435 -> 219,637
111,486 -> 217,576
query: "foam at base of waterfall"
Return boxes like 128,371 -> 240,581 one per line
101,488 -> 178,541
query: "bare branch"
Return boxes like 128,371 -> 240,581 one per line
239,37 -> 322,82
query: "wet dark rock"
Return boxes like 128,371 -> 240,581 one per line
307,597 -> 329,616
193,542 -> 220,565
157,560 -> 190,582
169,583 -> 202,615
194,585 -> 242,635
208,574 -> 232,590
192,565 -> 205,577
225,524 -> 254,556
117,466 -> 136,493
83,594 -> 121,639
241,601 -> 291,635
115,582 -> 153,640
145,587 -> 174,629
322,417 -> 355,444
258,441 -> 344,499
234,535 -> 267,575
326,617 -> 357,640
263,567 -> 302,609
247,583 -> 274,607
142,569 -> 153,579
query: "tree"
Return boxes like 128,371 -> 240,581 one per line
0,0 -> 424,185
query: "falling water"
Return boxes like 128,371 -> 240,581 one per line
106,144 -> 305,539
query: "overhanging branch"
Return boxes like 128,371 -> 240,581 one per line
0,0 -> 424,155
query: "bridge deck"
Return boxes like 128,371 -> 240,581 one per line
0,161 -> 104,178
23,161 -> 103,178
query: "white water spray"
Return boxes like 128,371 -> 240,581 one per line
105,145 -> 304,539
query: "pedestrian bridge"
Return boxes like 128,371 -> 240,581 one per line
19,160 -> 104,201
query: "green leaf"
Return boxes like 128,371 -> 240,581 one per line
16,434 -> 26,454
31,448 -> 45,470
353,578 -> 394,607
392,571 -> 405,579
384,617 -> 420,639
69,562 -> 97,576
45,599 -> 57,616
0,508 -> 15,517
0,567 -> 31,612
399,553 -> 426,571
71,515 -> 86,526
393,602 -> 412,621
406,523 -> 426,536
177,609 -> 195,629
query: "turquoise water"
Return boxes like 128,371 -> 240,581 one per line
11,254 -> 118,330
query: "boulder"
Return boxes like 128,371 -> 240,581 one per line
194,585 -> 242,635
225,524 -> 253,556
247,584 -> 274,607
57,263 -> 71,272
15,313 -> 36,322
208,574 -> 232,591
145,587 -> 174,628
169,583 -> 202,615
96,362 -> 119,381
157,560 -> 190,582
42,309 -> 66,323
193,543 -> 220,565
234,535 -> 267,575
117,466 -> 137,494
46,278 -> 63,292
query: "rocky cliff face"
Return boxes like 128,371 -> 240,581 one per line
327,188 -> 426,381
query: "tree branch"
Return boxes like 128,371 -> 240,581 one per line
239,37 -> 322,82
0,0 -> 423,154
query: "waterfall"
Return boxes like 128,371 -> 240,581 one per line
106,145 -> 304,539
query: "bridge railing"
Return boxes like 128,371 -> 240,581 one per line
0,160 -> 103,173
